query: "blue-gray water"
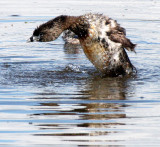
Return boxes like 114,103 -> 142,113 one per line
0,0 -> 160,146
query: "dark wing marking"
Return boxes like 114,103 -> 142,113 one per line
108,25 -> 136,52
109,32 -> 136,52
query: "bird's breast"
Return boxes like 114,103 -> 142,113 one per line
80,37 -> 110,73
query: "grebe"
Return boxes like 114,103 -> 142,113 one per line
28,13 -> 136,76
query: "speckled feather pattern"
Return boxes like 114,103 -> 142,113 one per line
69,13 -> 136,76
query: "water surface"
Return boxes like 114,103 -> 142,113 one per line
0,0 -> 160,146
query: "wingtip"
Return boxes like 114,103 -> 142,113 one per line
126,43 -> 137,53
132,43 -> 137,53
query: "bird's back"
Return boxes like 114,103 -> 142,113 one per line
72,13 -> 135,76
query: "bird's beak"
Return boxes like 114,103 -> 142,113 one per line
27,36 -> 39,42
27,36 -> 34,43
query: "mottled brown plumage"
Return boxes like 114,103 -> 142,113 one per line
108,29 -> 136,52
30,15 -> 78,42
28,13 -> 136,76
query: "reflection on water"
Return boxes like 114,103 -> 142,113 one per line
1,2 -> 160,146
31,76 -> 129,138
64,43 -> 82,55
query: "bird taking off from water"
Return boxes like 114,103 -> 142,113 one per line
28,13 -> 136,76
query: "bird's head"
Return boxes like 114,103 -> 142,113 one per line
28,25 -> 58,42
28,15 -> 75,43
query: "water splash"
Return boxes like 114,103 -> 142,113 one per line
65,64 -> 87,73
